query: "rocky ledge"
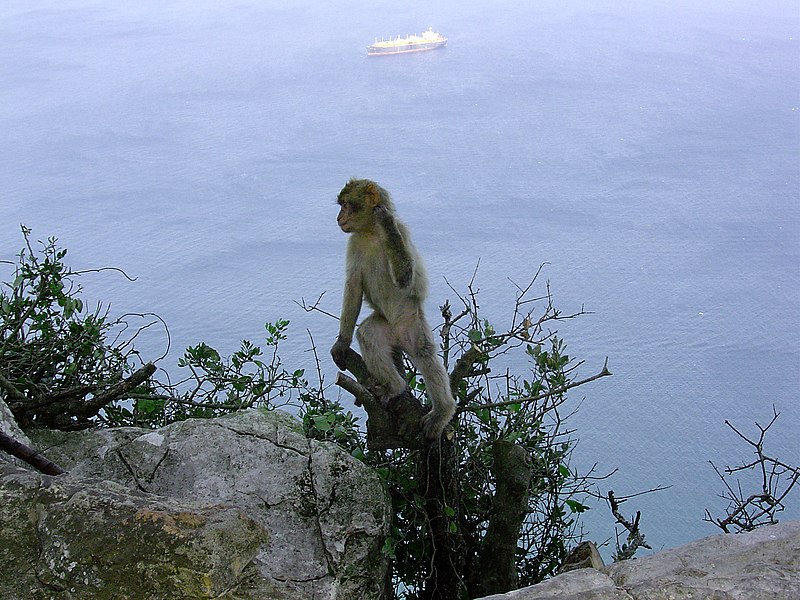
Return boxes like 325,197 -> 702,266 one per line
477,520 -> 800,600
0,409 -> 390,600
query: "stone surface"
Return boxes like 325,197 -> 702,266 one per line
1,409 -> 390,599
1,395 -> 31,447
476,520 -> 800,600
1,464 -> 269,599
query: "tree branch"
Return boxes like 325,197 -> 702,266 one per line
334,349 -> 429,450
0,371 -> 28,404
74,362 -> 157,417
0,431 -> 67,476
461,358 -> 612,413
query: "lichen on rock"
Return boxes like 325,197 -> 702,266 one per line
1,409 -> 390,599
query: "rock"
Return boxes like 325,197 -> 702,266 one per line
1,464 -> 268,599
1,409 -> 390,599
476,520 -> 800,600
1,395 -> 31,447
558,541 -> 605,574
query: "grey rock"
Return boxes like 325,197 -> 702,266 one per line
1,464 -> 269,599
476,520 -> 800,600
2,409 -> 390,599
477,568 -> 629,600
1,395 -> 31,447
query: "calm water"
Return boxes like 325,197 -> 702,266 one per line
2,0 -> 798,554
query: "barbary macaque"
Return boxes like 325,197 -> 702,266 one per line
331,179 -> 456,440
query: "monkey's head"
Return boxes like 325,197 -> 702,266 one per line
336,179 -> 393,233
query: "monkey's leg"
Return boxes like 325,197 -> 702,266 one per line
356,313 -> 408,399
400,317 -> 457,439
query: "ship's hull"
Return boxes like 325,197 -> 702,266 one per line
367,39 -> 447,56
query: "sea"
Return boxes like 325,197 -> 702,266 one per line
1,0 -> 798,557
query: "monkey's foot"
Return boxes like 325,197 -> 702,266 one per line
420,404 -> 456,441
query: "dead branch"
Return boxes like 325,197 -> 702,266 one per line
0,431 -> 67,476
703,407 -> 799,533
74,362 -> 157,417
607,490 -> 651,560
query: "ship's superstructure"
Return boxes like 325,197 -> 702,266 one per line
367,28 -> 447,56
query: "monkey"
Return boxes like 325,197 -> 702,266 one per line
330,179 -> 456,440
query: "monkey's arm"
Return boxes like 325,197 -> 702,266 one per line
332,270 -> 363,370
374,206 -> 414,288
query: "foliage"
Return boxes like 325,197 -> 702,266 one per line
1,229 -> 606,598
374,273 -> 602,596
0,229 -> 320,431
103,320 -> 312,428
0,227 -> 149,429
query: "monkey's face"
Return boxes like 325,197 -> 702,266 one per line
336,179 -> 382,233
337,199 -> 370,233
337,191 -> 374,233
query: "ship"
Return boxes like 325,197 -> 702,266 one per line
367,28 -> 447,56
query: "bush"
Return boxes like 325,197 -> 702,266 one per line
0,227 -> 152,429
1,229 -> 611,598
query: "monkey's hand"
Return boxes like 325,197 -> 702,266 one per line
330,336 -> 351,371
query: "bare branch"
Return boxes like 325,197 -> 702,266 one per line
704,408 -> 799,533
607,490 -> 651,560
0,431 -> 67,476
461,358 -> 612,413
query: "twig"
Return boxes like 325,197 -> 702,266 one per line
295,292 -> 340,321
460,358 -> 611,413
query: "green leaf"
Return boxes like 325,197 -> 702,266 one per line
381,537 -> 396,558
313,414 -> 333,432
565,499 -> 590,513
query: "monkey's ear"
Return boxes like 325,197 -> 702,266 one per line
365,182 -> 381,208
